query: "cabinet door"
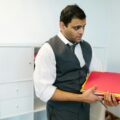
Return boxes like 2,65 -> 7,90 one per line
0,97 -> 33,119
0,81 -> 33,100
0,47 -> 34,83
0,83 -> 18,100
0,99 -> 19,118
17,81 -> 33,98
17,97 -> 33,114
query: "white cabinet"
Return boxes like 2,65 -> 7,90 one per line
0,46 -> 34,120
0,47 -> 33,83
0,46 -> 46,120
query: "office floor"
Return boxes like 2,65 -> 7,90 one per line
34,110 -> 47,120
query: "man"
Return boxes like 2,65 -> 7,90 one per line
34,4 -> 119,120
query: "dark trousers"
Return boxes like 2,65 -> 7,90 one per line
47,101 -> 90,120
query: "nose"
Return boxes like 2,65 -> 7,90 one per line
78,27 -> 84,34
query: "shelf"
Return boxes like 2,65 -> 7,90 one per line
0,102 -> 46,120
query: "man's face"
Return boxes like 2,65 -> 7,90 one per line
60,18 -> 86,43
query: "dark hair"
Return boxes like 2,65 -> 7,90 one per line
60,4 -> 86,26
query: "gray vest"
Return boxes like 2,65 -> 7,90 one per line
48,35 -> 92,94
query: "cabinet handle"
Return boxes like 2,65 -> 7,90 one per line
16,104 -> 19,109
29,62 -> 32,65
16,88 -> 19,92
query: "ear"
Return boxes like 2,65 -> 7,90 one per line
59,22 -> 66,31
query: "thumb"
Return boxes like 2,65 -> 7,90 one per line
89,86 -> 97,93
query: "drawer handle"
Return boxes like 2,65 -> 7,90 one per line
16,104 -> 19,109
16,89 -> 19,92
29,62 -> 32,65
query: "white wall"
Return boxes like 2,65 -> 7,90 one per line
0,0 -> 108,46
106,0 -> 120,117
106,0 -> 120,72
0,0 -> 34,44
0,0 -> 109,69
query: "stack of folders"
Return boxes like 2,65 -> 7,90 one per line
81,71 -> 120,101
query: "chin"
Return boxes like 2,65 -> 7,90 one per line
76,39 -> 81,43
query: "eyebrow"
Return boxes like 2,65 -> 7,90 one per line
72,24 -> 86,30
73,24 -> 86,28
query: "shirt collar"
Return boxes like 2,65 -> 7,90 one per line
58,31 -> 73,45
58,31 -> 83,45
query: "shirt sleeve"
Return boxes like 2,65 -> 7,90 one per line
33,43 -> 57,102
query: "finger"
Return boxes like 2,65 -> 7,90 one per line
104,92 -> 108,105
107,92 -> 114,106
90,86 -> 97,93
112,94 -> 119,106
106,92 -> 115,106
104,91 -> 111,106
86,86 -> 96,94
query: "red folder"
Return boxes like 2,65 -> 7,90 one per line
81,71 -> 120,101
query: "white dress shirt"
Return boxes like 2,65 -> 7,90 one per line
33,32 -> 103,102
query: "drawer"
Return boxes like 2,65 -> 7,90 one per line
0,99 -> 18,119
0,97 -> 33,119
0,47 -> 34,83
0,81 -> 33,100
17,81 -> 34,98
0,83 -> 18,100
18,97 -> 33,114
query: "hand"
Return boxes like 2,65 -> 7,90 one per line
103,92 -> 120,107
81,86 -> 103,103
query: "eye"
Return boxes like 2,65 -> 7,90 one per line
72,25 -> 85,31
72,26 -> 81,30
